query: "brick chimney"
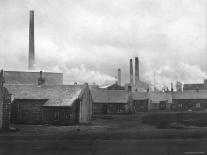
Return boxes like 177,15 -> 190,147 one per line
117,68 -> 121,86
130,59 -> 133,87
38,71 -> 45,85
135,57 -> 139,87
28,10 -> 35,70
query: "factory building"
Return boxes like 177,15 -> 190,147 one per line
4,70 -> 63,85
183,79 -> 207,91
0,10 -> 93,126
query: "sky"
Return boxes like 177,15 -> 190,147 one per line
0,0 -> 206,88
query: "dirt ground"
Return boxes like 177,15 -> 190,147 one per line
2,113 -> 207,139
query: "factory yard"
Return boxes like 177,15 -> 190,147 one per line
2,113 -> 207,140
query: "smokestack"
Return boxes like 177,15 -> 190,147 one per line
130,59 -> 133,87
28,10 -> 35,70
135,57 -> 139,86
117,69 -> 121,86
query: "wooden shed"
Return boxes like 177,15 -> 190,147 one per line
91,89 -> 128,114
6,83 -> 92,125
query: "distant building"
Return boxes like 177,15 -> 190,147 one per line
172,90 -> 207,111
183,79 -> 207,91
106,83 -> 125,90
91,89 -> 128,114
4,71 -> 63,85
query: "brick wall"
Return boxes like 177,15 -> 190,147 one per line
0,87 -> 10,131
4,71 -> 63,85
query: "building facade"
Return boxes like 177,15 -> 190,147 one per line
7,84 -> 92,125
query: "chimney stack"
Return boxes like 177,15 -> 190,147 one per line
130,59 -> 133,87
117,68 -> 121,86
28,10 -> 35,70
135,57 -> 139,87
38,71 -> 45,85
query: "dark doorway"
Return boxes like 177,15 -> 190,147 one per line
74,99 -> 80,123
159,101 -> 167,110
103,104 -> 108,114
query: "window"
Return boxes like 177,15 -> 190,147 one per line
65,113 -> 70,120
178,104 -> 182,108
196,103 -> 201,108
54,111 -> 59,120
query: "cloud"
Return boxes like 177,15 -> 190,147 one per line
0,0 -> 206,86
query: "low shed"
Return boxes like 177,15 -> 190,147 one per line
91,89 -> 128,114
172,90 -> 207,111
6,84 -> 92,125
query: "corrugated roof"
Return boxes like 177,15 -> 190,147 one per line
5,84 -> 84,106
173,90 -> 207,100
91,89 -> 128,104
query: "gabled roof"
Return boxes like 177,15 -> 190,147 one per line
173,90 -> 207,100
183,84 -> 204,90
106,83 -> 125,90
132,92 -> 148,100
91,89 -> 128,104
5,84 -> 85,106
149,92 -> 172,103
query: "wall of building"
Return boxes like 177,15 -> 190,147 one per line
11,99 -> 46,124
79,86 -> 93,123
0,90 -> 3,130
172,99 -> 207,111
0,87 -> 10,131
93,103 -> 127,114
4,71 -> 63,85
42,106 -> 75,125
134,100 -> 148,112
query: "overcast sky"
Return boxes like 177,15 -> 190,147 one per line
0,0 -> 206,88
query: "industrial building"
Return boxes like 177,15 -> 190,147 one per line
0,10 -> 93,127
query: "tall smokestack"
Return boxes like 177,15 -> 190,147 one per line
117,68 -> 121,86
135,57 -> 139,86
28,10 -> 35,70
130,59 -> 133,86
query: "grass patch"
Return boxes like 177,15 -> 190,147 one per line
142,111 -> 207,128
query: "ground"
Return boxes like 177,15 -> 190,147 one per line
1,113 -> 207,155
2,113 -> 207,139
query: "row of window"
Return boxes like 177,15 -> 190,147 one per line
54,112 -> 71,120
177,103 -> 201,108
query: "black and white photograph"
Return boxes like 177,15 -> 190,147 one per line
0,0 -> 207,154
